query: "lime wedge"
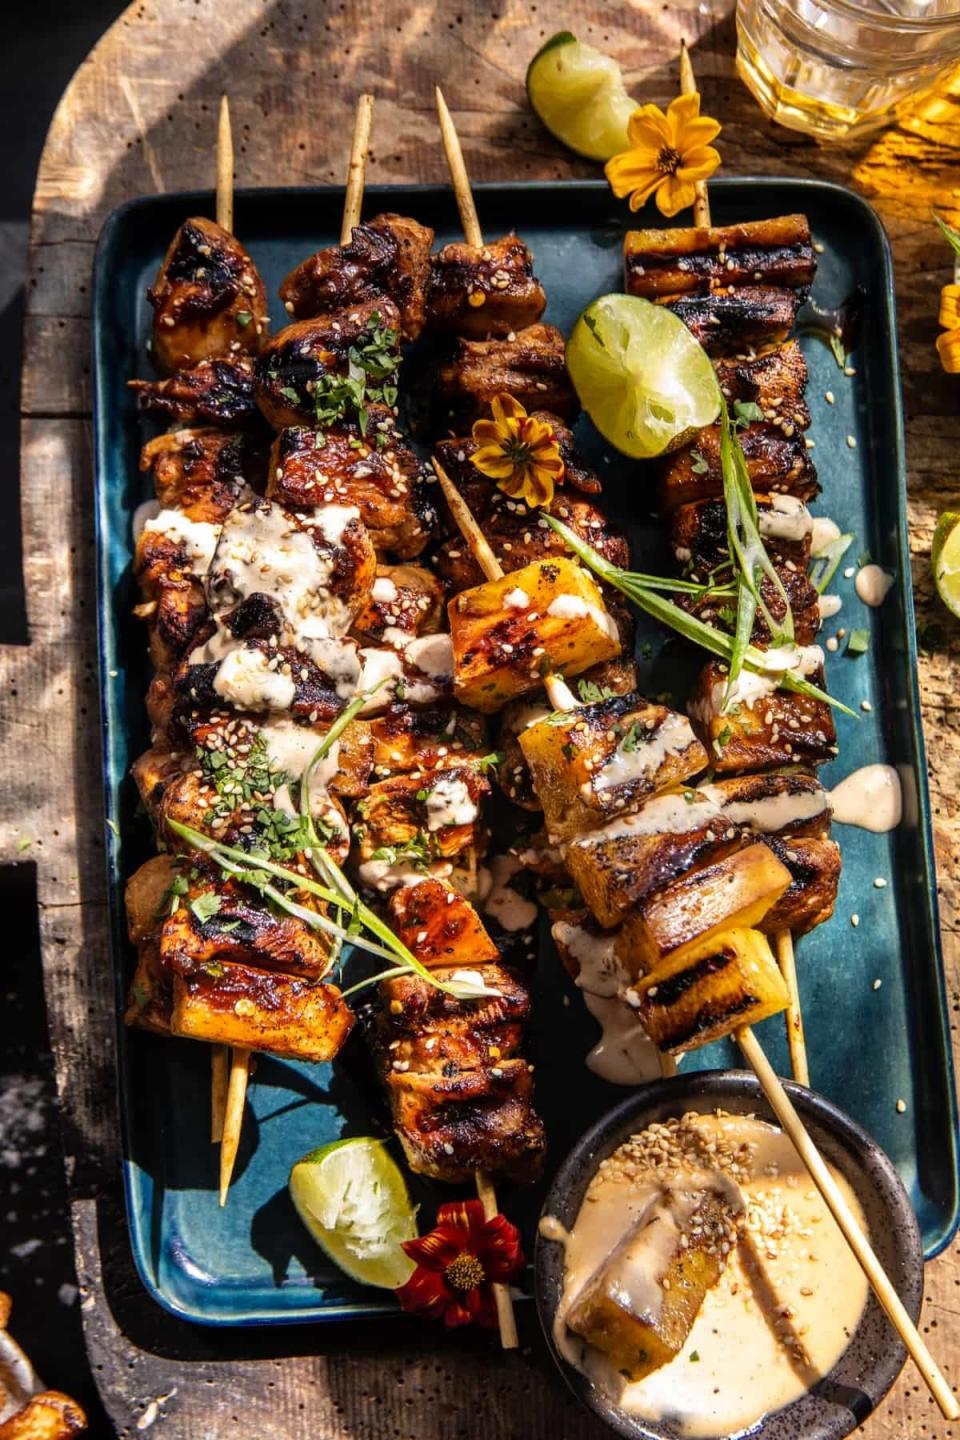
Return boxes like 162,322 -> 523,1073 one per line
932,510 -> 960,618
289,1136 -> 417,1289
526,32 -> 635,162
566,295 -> 722,459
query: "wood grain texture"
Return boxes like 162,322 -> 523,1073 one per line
10,0 -> 960,1433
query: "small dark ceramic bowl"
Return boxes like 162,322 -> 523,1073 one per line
535,1071 -> 922,1440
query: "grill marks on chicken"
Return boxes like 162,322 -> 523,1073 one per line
280,213 -> 435,340
129,356 -> 258,426
435,323 -> 578,428
427,235 -> 547,337
148,217 -> 268,373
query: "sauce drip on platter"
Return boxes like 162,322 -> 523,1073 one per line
542,1112 -> 868,1439
829,764 -> 902,833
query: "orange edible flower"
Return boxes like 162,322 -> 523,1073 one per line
471,393 -> 564,508
937,327 -> 960,374
605,92 -> 721,219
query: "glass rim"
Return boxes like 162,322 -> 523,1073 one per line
759,0 -> 960,30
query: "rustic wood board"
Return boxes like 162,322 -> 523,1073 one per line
7,0 -> 959,1433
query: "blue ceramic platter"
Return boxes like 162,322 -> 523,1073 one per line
93,178 -> 959,1326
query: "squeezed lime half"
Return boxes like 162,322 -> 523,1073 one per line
566,294 -> 722,459
289,1136 -> 417,1289
932,510 -> 960,619
526,32 -> 635,162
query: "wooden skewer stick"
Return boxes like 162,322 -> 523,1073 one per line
738,1028 -> 958,1418
677,43 -> 810,1086
432,457 -> 676,1087
475,1170 -> 519,1349
674,45 -> 954,1414
435,86 -> 484,249
341,92 -> 375,244
210,1045 -> 228,1144
216,91 -> 379,1202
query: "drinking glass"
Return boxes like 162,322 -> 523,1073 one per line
736,0 -> 960,141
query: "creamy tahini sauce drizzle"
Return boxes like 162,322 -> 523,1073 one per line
829,764 -> 902,832
809,516 -> 841,554
708,644 -> 823,712
698,782 -> 829,834
757,494 -> 813,543
593,712 -> 697,794
569,790 -> 721,849
552,921 -> 662,1084
855,564 -> 894,608
545,1115 -> 868,1438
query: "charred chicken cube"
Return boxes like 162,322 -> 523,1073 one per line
520,697 -> 707,843
758,834 -> 841,936
148,216 -> 268,373
169,954 -> 354,1061
267,412 -> 437,558
624,214 -> 816,298
387,877 -> 500,970
253,298 -> 401,430
139,427 -> 264,516
129,356 -> 258,427
354,765 -> 489,871
632,927 -> 790,1053
615,842 -> 792,976
435,324 -> 578,428
378,960 -> 530,1033
698,770 -> 832,840
688,652 -> 836,773
351,565 -> 444,648
681,556 -> 822,649
671,493 -> 814,580
566,1182 -> 742,1380
134,522 -> 216,668
385,1056 -> 544,1183
124,854 -> 183,1034
660,423 -> 820,514
658,286 -> 803,355
563,789 -> 742,928
160,881 -> 334,979
427,235 -> 547,338
714,340 -> 810,430
178,634 -> 363,723
279,212 -> 434,339
449,557 -> 621,714
368,702 -> 488,778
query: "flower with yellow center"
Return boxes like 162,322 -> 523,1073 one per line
605,92 -> 721,219
471,393 -> 565,508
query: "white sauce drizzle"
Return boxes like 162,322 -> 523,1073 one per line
212,648 -> 296,712
424,774 -> 477,831
710,644 -> 823,712
855,564 -> 894,607
143,508 -> 221,573
594,712 -> 697,793
757,494 -> 813,542
809,516 -> 841,555
504,586 -> 530,609
552,920 -> 661,1084
258,720 -> 339,785
828,764 -> 902,832
132,498 -> 161,541
570,791 -> 721,849
483,855 -> 538,932
818,593 -> 842,619
699,782 -> 829,834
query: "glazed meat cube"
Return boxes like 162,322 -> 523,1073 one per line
698,769 -> 832,840
632,927 -> 789,1053
353,766 -> 489,866
567,1183 -> 742,1379
379,960 -> 530,1033
714,340 -> 810,431
169,954 -> 354,1061
367,702 -> 488,778
435,324 -> 578,428
139,427 -> 264,515
253,298 -> 401,429
267,412 -> 437,558
671,493 -> 814,580
160,882 -> 333,979
615,842 -> 792,975
129,356 -> 258,427
520,697 -> 707,842
177,635 -> 363,724
427,235 -> 547,338
387,878 -> 500,969
351,565 -> 444,648
624,214 -> 816,298
758,834 -> 841,936
279,213 -> 434,339
659,286 -> 803,354
449,557 -> 621,713
384,1056 -> 544,1183
563,789 -> 743,928
688,654 -> 837,773
148,216 -> 268,373
660,423 -> 820,513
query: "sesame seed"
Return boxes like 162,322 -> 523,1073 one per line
846,435 -> 857,448
896,1099 -> 907,1113
873,978 -> 882,990
843,567 -> 856,579
851,914 -> 860,927
874,876 -> 887,888
824,390 -> 835,404
861,699 -> 872,712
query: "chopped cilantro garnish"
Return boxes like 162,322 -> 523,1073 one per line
577,679 -> 615,703
190,892 -> 222,924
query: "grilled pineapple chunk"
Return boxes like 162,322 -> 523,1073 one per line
563,789 -> 741,928
615,843 -> 792,976
388,878 -> 500,970
633,928 -> 789,1053
169,957 -> 354,1061
448,557 -> 620,713
566,1185 -> 741,1381
520,696 -> 707,843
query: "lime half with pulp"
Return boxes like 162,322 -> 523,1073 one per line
566,295 -> 722,459
526,33 -> 635,162
289,1136 -> 417,1289
932,510 -> 960,618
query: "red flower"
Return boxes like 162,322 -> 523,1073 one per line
395,1199 -> 525,1329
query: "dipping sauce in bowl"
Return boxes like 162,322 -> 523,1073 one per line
536,1074 -> 922,1440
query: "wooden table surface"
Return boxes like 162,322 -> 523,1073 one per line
7,0 -> 960,1434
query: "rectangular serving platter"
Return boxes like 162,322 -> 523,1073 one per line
93,178 -> 959,1326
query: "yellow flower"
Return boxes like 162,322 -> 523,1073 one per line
937,326 -> 960,374
605,92 -> 721,219
471,394 -> 565,508
940,283 -> 960,331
